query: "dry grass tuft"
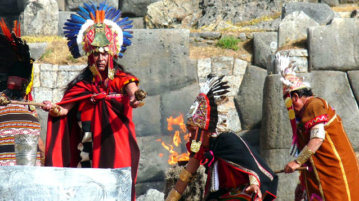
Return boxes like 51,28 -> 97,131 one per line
22,35 -> 87,64
39,39 -> 87,65
193,12 -> 281,34
332,4 -> 359,12
190,40 -> 253,62
235,12 -> 281,27
22,35 -> 65,43
277,39 -> 307,52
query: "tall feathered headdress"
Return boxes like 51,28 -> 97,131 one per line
63,1 -> 133,80
0,18 -> 34,100
276,53 -> 310,156
276,53 -> 310,95
186,75 -> 230,132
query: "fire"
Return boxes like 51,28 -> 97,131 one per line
158,114 -> 190,165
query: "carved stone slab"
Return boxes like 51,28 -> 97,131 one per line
0,166 -> 131,201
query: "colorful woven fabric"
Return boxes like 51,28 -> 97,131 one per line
0,104 -> 41,166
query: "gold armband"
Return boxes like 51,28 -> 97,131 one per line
179,168 -> 193,183
166,189 -> 181,201
295,146 -> 314,165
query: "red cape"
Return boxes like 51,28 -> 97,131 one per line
45,71 -> 140,200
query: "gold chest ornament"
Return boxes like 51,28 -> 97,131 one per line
190,140 -> 202,153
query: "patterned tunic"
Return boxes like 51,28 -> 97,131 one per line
297,97 -> 359,201
0,104 -> 41,166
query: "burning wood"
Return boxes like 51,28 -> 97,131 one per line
157,114 -> 190,165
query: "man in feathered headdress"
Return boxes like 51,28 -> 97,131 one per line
40,2 -> 146,200
0,19 -> 43,166
166,75 -> 278,201
277,53 -> 359,201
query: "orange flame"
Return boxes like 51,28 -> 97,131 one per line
158,114 -> 190,165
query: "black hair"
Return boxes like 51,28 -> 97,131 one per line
64,62 -> 126,93
290,88 -> 313,98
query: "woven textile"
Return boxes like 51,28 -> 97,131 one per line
0,104 -> 40,166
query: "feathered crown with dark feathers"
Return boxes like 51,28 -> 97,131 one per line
186,75 -> 230,132
0,18 -> 34,95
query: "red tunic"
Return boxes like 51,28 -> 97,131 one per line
45,70 -> 140,201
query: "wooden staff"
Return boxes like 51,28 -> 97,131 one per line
9,100 -> 46,107
274,166 -> 308,174
0,94 -> 46,107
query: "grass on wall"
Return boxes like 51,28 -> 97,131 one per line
22,36 -> 87,65
216,36 -> 241,50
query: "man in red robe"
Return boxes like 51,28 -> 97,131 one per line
41,3 -> 146,200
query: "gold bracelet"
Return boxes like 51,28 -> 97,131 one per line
179,168 -> 192,183
50,105 -> 61,117
295,146 -> 314,165
166,189 -> 181,201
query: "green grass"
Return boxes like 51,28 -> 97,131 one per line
216,36 -> 241,51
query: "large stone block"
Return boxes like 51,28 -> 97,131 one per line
278,11 -> 319,48
131,17 -> 146,29
58,11 -> 75,36
197,58 -> 211,80
308,18 -> 359,71
348,70 -> 359,105
217,97 -> 241,133
282,2 -> 334,25
261,74 -> 292,150
28,43 -> 48,60
137,135 -> 172,183
120,0 -> 160,17
0,166 -> 132,201
160,83 -> 199,135
136,183 -> 165,199
233,58 -> 247,77
56,0 -> 65,11
21,0 -> 59,36
145,0 -> 201,28
133,95 -> 161,137
211,56 -> 234,76
321,0 -> 339,6
33,87 -> 53,103
118,29 -> 197,96
40,66 -> 58,88
253,32 -> 277,69
261,149 -> 298,201
235,65 -> 267,130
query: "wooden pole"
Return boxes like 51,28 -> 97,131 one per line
274,166 -> 308,174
